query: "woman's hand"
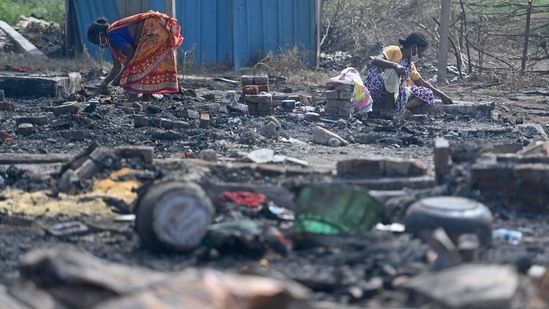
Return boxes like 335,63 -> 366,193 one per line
441,95 -> 453,105
393,64 -> 405,77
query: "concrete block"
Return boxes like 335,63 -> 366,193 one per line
0,73 -> 81,97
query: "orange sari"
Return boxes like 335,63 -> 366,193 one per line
107,11 -> 183,94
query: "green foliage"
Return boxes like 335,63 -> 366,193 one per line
0,0 -> 65,25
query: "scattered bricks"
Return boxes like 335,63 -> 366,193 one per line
243,85 -> 259,94
15,116 -> 48,126
200,113 -> 210,128
253,75 -> 269,85
172,121 -> 190,130
52,102 -> 80,116
60,130 -> 86,140
17,123 -> 34,136
434,137 -> 452,184
0,102 -> 15,111
241,75 -> 255,86
257,85 -> 269,93
326,81 -> 354,92
337,159 -> 385,177
134,115 -> 149,128
114,146 -> 154,164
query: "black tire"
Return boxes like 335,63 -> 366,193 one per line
134,181 -> 214,252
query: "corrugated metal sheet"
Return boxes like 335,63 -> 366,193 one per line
69,0 -> 317,69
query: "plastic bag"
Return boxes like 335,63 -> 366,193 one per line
329,67 -> 373,113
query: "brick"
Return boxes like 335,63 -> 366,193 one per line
244,93 -> 272,105
324,107 -> 338,116
338,90 -> 354,100
326,81 -> 354,92
241,75 -> 255,86
254,75 -> 269,85
0,102 -> 15,111
243,85 -> 259,94
15,116 -> 48,126
304,112 -> 320,122
434,137 -> 451,184
160,118 -> 173,129
325,90 -> 339,100
200,113 -> 210,128
52,102 -> 80,116
385,159 -> 428,177
172,121 -> 190,129
60,130 -> 86,140
257,85 -> 269,93
327,99 -> 353,109
134,115 -> 149,128
114,146 -> 154,164
337,158 -> 384,176
337,107 -> 352,118
17,123 -> 34,136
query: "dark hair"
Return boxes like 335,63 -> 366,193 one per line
87,18 -> 109,42
398,32 -> 428,48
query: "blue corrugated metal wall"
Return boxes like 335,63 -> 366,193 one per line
70,0 -> 317,69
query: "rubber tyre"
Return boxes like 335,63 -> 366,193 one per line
134,181 -> 214,252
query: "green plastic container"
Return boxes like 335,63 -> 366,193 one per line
294,184 -> 384,235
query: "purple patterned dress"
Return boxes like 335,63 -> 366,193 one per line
364,58 -> 435,112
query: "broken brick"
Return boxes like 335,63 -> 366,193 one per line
52,102 -> 80,116
0,102 -> 15,111
243,85 -> 259,94
114,146 -> 154,164
200,113 -> 210,128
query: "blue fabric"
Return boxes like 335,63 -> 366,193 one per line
107,27 -> 134,51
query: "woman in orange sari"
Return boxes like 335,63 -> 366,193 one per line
87,11 -> 183,102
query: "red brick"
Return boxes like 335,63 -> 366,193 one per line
257,85 -> 269,93
254,75 -> 269,85
0,102 -> 15,111
241,75 -> 254,85
327,99 -> 353,109
243,85 -> 259,94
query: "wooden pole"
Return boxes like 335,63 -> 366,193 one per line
437,0 -> 452,84
521,0 -> 533,73
165,0 -> 175,17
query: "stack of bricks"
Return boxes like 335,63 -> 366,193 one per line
325,80 -> 354,119
241,75 -> 272,116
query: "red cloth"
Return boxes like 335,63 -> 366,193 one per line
221,191 -> 266,208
